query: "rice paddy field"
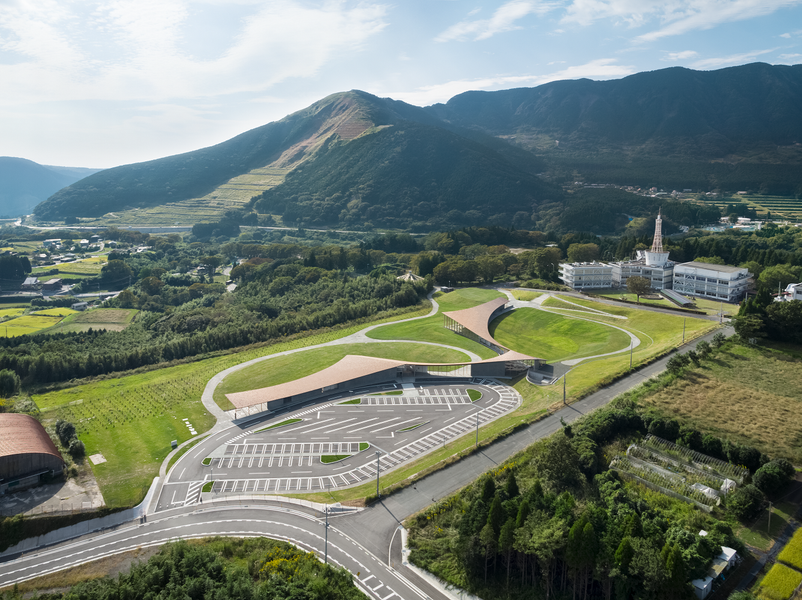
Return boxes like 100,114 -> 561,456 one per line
779,529 -> 802,571
74,167 -> 289,226
31,255 -> 108,279
1,309 -> 76,337
43,308 -> 139,334
756,563 -> 802,600
693,194 -> 802,221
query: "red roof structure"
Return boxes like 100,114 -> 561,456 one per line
0,413 -> 62,463
443,296 -> 510,352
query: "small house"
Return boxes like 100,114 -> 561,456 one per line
692,576 -> 714,599
71,302 -> 88,311
42,278 -> 63,291
21,277 -> 39,290
42,239 -> 61,248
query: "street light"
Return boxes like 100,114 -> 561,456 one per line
375,450 -> 383,498
475,408 -> 484,448
323,488 -> 329,564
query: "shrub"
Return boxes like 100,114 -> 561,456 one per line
55,419 -> 77,446
711,332 -> 727,348
753,460 -> 795,497
0,369 -> 21,398
727,484 -> 764,522
68,439 -> 86,458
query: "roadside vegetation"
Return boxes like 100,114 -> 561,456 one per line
0,538 -> 366,600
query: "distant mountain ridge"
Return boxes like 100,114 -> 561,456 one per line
0,158 -> 101,218
426,62 -> 802,157
33,62 -> 802,228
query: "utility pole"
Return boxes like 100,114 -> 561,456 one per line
563,373 -> 566,405
475,409 -> 482,447
682,318 -> 686,343
630,341 -> 633,369
768,501 -> 772,534
324,490 -> 329,564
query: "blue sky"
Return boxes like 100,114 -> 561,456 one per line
1,0 -> 801,168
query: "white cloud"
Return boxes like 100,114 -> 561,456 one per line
664,50 -> 698,61
0,0 -> 389,105
387,59 -> 635,106
778,52 -> 802,60
691,48 -> 777,69
435,0 -> 557,42
562,0 -> 802,43
780,28 -> 802,37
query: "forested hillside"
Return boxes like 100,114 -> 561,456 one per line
32,63 -> 802,227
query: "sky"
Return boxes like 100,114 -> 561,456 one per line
1,0 -> 801,169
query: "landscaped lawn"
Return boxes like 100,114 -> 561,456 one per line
490,307 -> 632,362
366,288 -> 502,359
213,342 -> 471,409
31,303 -> 434,506
641,344 -> 802,464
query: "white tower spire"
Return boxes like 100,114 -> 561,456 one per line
651,208 -> 664,253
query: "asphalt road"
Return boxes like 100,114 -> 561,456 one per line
0,320 -> 730,600
155,381 -> 516,512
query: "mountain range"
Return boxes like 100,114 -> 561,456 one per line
0,158 -> 100,219
31,62 -> 802,230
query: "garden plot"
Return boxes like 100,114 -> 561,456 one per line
610,435 -> 747,512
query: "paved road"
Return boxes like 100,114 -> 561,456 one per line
0,304 -> 730,599
156,380 -> 518,511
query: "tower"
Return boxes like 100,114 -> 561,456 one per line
645,209 -> 670,267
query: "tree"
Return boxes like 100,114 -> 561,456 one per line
0,369 -> 21,398
727,484 -> 764,521
480,523 -> 497,582
499,518 -> 516,587
55,419 -> 76,446
732,314 -> 765,342
765,300 -> 802,344
626,276 -> 651,301
69,438 -> 86,458
711,332 -> 727,348
200,255 -> 223,274
567,243 -> 600,263
101,259 -> 134,286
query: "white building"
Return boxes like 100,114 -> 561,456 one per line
778,283 -> 802,302
611,210 -> 674,290
558,262 -> 613,289
673,262 -> 751,302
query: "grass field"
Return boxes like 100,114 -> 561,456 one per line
593,289 -> 737,316
31,255 -> 107,279
31,303 -> 434,506
212,342 -> 471,410
43,308 -> 139,334
366,288 -> 503,359
757,563 -> 802,600
640,344 -> 802,464
491,308 -> 631,362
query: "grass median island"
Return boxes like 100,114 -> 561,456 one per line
467,389 -> 482,401
213,342 -> 470,410
366,288 -> 502,359
202,457 -> 212,466
255,418 -> 302,432
339,398 -> 361,404
202,481 -> 214,493
321,455 -> 350,463
397,421 -> 427,432
491,307 -> 631,362
509,290 -> 541,301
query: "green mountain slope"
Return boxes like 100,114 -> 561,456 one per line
250,121 -> 558,230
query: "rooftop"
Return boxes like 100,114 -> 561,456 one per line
0,413 -> 63,463
443,297 -> 510,350
676,261 -> 746,274
226,351 -> 536,410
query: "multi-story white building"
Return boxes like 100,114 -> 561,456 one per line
611,210 -> 674,290
559,210 -> 752,303
672,262 -> 751,302
777,283 -> 802,302
558,262 -> 613,289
